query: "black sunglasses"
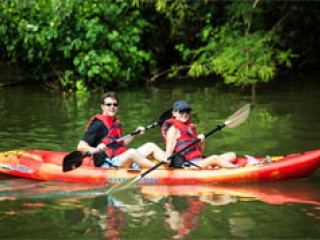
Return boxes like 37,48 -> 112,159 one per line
104,103 -> 118,107
178,109 -> 191,114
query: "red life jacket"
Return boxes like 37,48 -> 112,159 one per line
161,119 -> 202,161
86,114 -> 126,158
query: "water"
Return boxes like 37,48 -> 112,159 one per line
0,73 -> 320,239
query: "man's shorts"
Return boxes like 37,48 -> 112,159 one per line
101,156 -> 121,168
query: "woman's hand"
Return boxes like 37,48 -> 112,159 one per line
197,134 -> 205,142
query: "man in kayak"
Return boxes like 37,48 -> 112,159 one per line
161,100 -> 237,169
77,91 -> 165,168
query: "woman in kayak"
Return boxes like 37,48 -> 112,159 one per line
161,100 -> 237,169
77,91 -> 165,168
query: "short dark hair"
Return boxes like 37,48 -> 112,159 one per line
100,92 -> 119,104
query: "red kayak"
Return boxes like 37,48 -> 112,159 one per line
0,149 -> 320,184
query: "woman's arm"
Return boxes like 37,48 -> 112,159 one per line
165,126 -> 179,159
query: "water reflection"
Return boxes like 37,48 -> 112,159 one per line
162,197 -> 204,239
84,196 -> 127,240
3,178 -> 319,206
138,180 -> 320,206
1,178 -> 320,239
106,180 -> 320,239
229,216 -> 256,238
0,177 -> 107,200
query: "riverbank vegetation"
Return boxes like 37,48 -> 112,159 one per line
1,0 -> 319,93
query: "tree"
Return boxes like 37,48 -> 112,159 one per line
0,0 -> 150,92
145,0 -> 297,95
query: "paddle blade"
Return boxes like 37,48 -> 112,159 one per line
107,162 -> 164,194
158,109 -> 172,125
225,104 -> 251,128
107,175 -> 141,194
62,151 -> 85,172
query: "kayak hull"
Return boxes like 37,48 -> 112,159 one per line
0,149 -> 320,184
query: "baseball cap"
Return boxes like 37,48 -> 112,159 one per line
172,100 -> 192,111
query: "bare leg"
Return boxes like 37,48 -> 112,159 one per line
196,152 -> 237,169
137,143 -> 166,161
118,148 -> 155,168
218,152 -> 237,163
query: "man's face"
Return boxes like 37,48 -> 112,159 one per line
102,97 -> 119,117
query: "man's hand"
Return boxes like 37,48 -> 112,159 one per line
96,143 -> 107,152
136,126 -> 146,135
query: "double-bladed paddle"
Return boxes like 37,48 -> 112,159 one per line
62,109 -> 172,172
106,104 -> 251,194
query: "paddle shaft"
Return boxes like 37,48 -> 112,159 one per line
169,123 -> 226,161
129,108 -> 172,136
204,123 -> 225,138
74,132 -> 143,159
140,123 -> 227,178
125,121 -> 161,139
85,120 -> 160,157
78,109 -> 173,157
92,109 -> 173,155
92,121 -> 160,159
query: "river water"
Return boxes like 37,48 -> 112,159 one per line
0,72 -> 320,239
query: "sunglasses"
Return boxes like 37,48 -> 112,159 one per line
178,109 -> 191,114
104,103 -> 118,107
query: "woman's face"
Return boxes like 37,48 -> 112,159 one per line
172,109 -> 191,123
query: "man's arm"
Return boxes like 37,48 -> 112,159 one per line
77,119 -> 107,153
77,140 -> 96,153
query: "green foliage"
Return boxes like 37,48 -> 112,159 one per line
0,0 -> 150,92
172,1 -> 297,88
147,1 -> 300,90
1,0 -> 319,92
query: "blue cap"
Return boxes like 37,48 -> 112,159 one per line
172,100 -> 191,111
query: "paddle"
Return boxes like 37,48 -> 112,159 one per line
62,109 -> 172,172
106,104 -> 251,194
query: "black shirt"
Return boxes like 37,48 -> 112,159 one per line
81,119 -> 108,147
81,119 -> 109,167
